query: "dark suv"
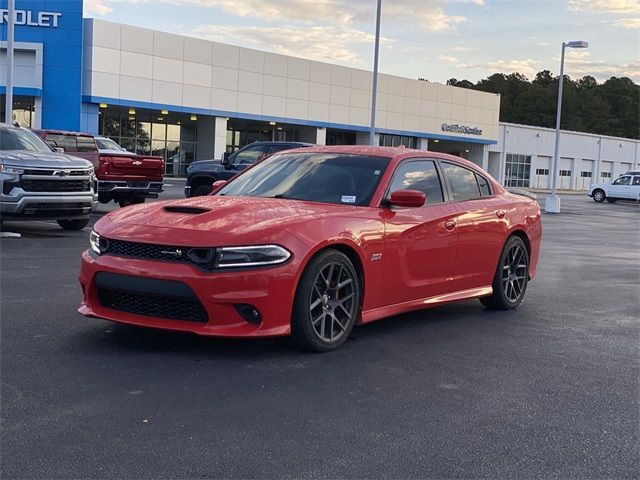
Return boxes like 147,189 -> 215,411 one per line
185,141 -> 312,197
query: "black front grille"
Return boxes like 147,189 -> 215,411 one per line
20,179 -> 90,192
98,289 -> 208,323
21,169 -> 89,176
104,239 -> 216,271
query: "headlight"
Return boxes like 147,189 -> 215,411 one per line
89,230 -> 108,255
0,165 -> 24,174
215,245 -> 291,268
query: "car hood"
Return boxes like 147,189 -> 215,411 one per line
97,195 -> 369,246
188,160 -> 224,173
0,150 -> 94,169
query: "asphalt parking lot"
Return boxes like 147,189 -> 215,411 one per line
1,191 -> 638,479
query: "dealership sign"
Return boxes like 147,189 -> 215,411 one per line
441,123 -> 483,136
0,9 -> 62,28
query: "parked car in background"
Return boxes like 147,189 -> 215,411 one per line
0,124 -> 97,230
33,129 -> 99,169
185,141 -> 313,197
95,136 -> 128,153
80,146 -> 542,352
588,173 -> 640,202
35,130 -> 164,208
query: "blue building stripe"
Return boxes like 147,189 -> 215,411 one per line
83,95 -> 497,145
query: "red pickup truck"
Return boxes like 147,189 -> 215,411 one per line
34,130 -> 164,207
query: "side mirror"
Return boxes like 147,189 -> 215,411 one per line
388,189 -> 425,208
211,180 -> 228,194
55,147 -> 64,153
221,151 -> 232,168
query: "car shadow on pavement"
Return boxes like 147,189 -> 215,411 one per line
67,300 -> 511,359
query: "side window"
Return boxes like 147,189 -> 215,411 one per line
77,136 -> 98,153
441,162 -> 481,201
475,173 -> 492,196
632,177 -> 640,186
234,145 -> 266,165
613,176 -> 631,186
386,160 -> 444,205
46,134 -> 77,152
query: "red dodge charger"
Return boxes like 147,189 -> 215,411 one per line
79,146 -> 542,351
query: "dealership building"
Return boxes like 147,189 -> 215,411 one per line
1,0 -> 638,188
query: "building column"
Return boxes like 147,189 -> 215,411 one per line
81,103 -> 99,135
32,97 -> 43,129
316,127 -> 327,145
418,138 -> 428,151
214,116 -> 228,160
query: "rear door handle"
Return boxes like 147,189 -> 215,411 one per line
496,210 -> 506,219
445,219 -> 456,230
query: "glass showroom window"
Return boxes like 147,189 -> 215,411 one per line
0,96 -> 35,128
99,107 -> 197,176
379,134 -> 418,149
505,153 -> 531,188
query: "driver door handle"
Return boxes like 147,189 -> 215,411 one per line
445,219 -> 456,230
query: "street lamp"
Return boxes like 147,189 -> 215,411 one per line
369,0 -> 382,146
545,40 -> 589,213
5,0 -> 15,124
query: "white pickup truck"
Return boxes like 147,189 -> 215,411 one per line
588,172 -> 640,203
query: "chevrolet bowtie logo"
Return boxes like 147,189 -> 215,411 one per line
53,170 -> 70,177
132,160 -> 143,166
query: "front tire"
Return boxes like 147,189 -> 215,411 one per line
592,189 -> 606,202
480,236 -> 529,310
57,218 -> 90,230
290,250 -> 361,352
192,184 -> 213,196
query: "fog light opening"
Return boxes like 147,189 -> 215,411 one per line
234,304 -> 262,325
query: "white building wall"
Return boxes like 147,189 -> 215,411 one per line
83,19 -> 500,145
490,123 -> 640,191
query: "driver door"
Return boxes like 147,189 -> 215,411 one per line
609,175 -> 631,199
381,159 -> 458,306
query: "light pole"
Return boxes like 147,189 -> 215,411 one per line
369,0 -> 382,146
5,0 -> 15,124
545,40 -> 588,213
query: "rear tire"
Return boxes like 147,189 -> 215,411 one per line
192,184 -> 213,196
592,189 -> 606,202
480,236 -> 529,310
118,197 -> 145,208
290,249 -> 361,352
57,218 -> 90,230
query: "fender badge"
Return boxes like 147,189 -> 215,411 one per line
371,253 -> 383,262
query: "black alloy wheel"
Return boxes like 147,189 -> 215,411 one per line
592,189 -> 606,202
480,235 -> 529,310
291,249 -> 361,352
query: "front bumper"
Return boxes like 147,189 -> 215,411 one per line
0,192 -> 97,219
78,251 -> 298,337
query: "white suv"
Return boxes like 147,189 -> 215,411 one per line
588,173 -> 640,203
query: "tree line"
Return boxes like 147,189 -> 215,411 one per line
437,72 -> 639,140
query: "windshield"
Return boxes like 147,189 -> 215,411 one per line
0,128 -> 53,153
218,152 -> 389,206
96,137 -> 123,150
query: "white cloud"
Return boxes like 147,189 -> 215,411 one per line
84,0 -> 113,15
192,24 -> 392,64
567,0 -> 640,14
610,17 -> 640,28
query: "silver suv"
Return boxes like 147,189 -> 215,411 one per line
0,124 -> 97,230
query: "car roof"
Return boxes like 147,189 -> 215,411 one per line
282,144 -> 481,168
33,129 -> 94,138
248,141 -> 314,146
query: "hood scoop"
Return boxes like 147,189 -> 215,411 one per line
163,205 -> 211,214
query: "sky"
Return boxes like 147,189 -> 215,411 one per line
83,0 -> 640,84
